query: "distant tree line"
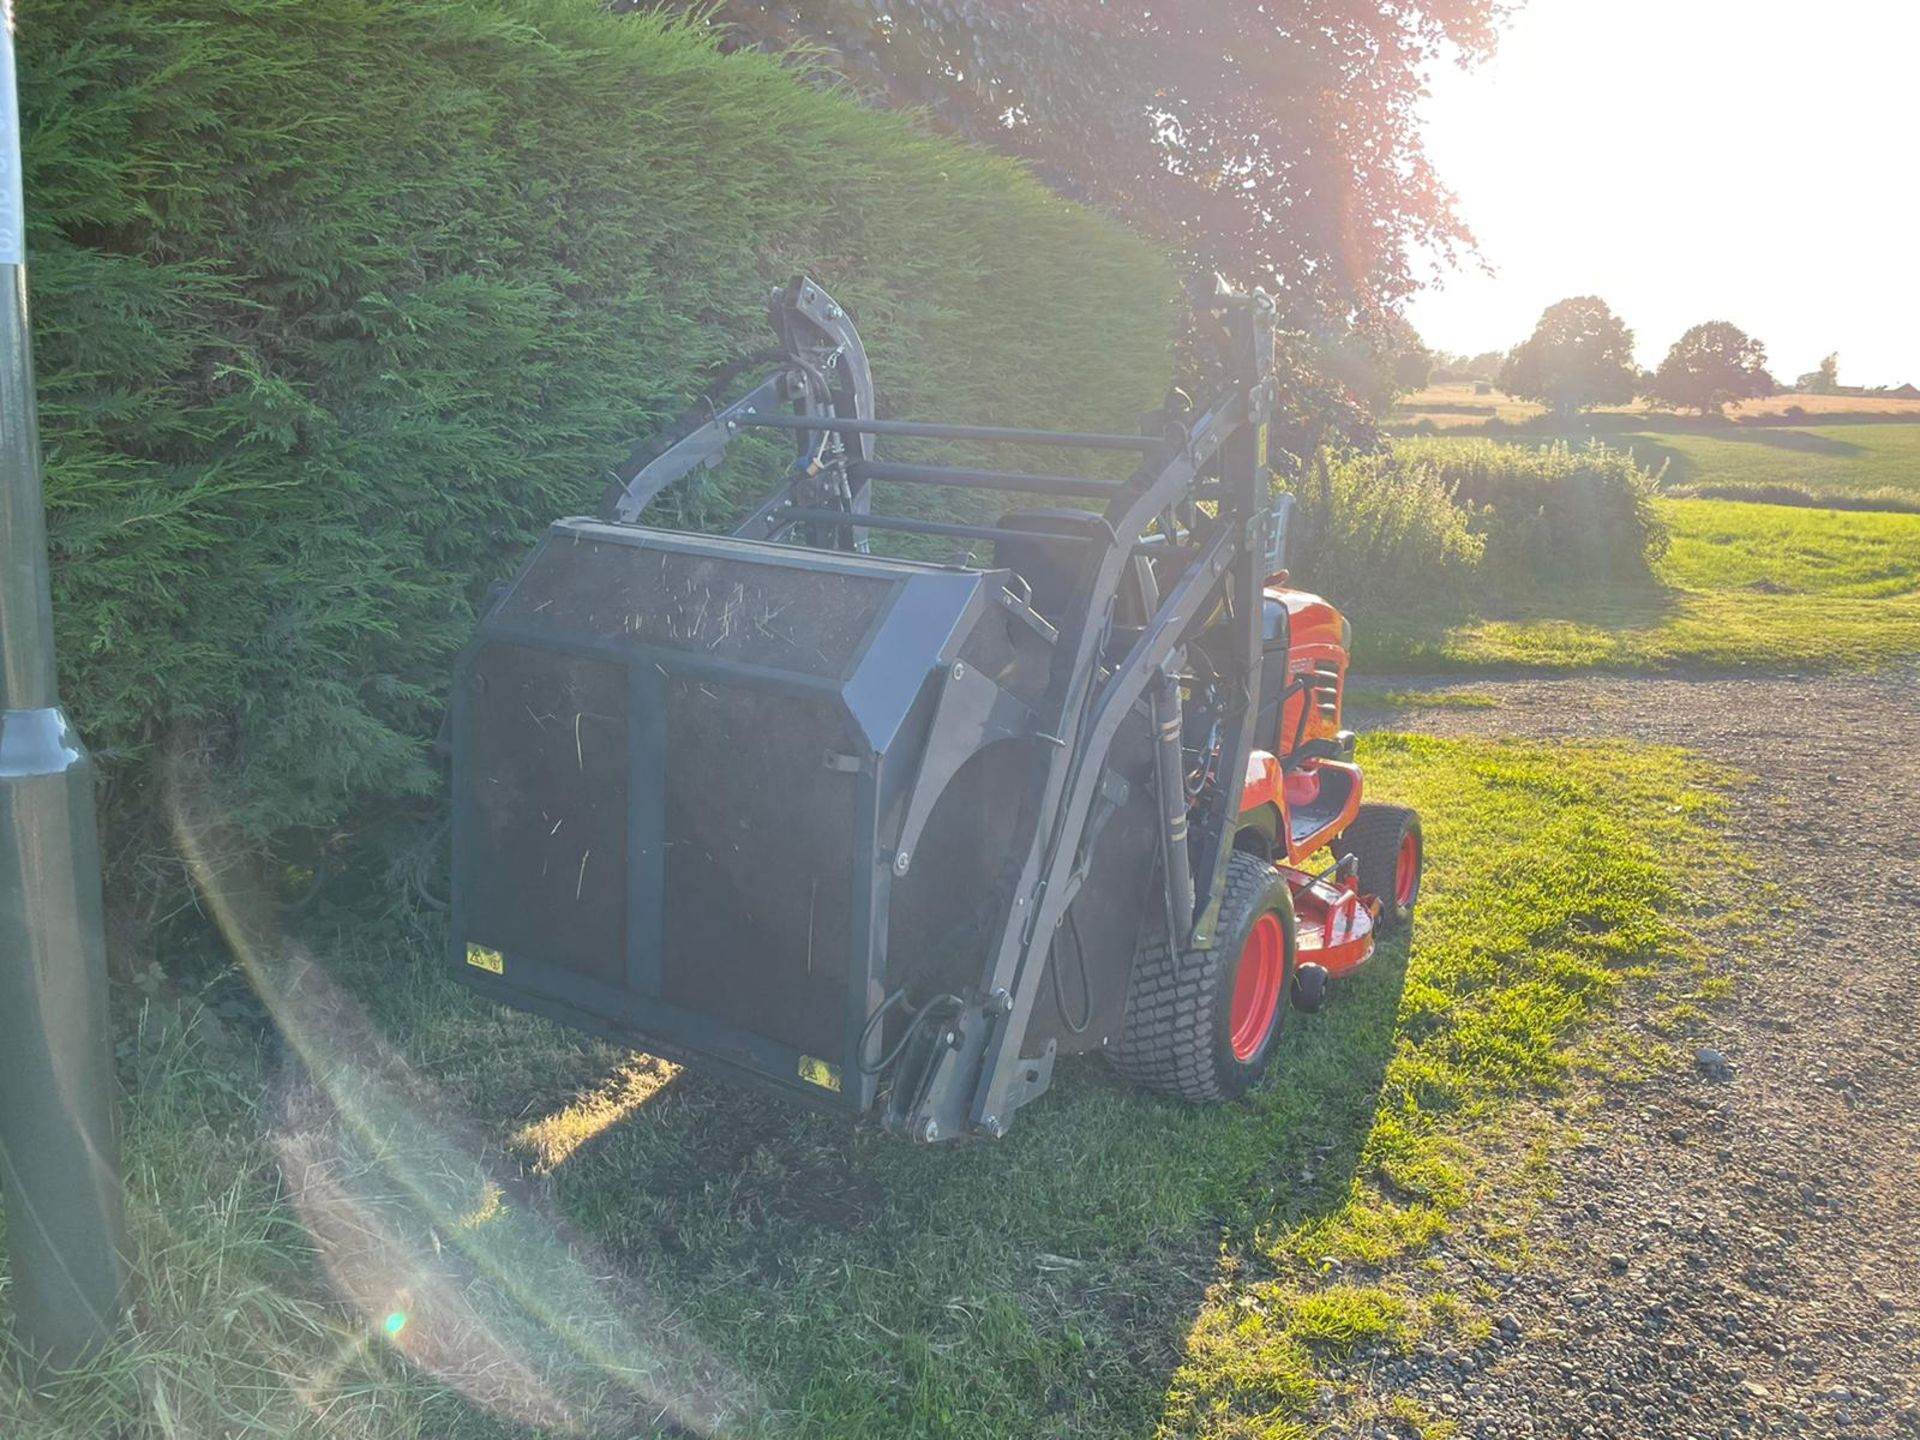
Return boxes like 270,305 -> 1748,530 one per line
1477,298 -> 1787,417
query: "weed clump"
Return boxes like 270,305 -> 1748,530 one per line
1285,439 -> 1669,621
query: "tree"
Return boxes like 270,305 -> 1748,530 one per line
1318,312 -> 1431,414
1498,298 -> 1640,418
1647,323 -> 1778,415
676,2 -> 1503,350
1467,351 -> 1507,383
1393,345 -> 1435,397
1796,352 -> 1840,394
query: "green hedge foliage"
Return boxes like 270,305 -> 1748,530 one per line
1284,439 -> 1668,620
1407,438 -> 1670,582
1283,451 -> 1487,619
18,0 -> 1173,842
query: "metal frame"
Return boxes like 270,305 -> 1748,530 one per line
0,10 -> 129,1366
490,276 -> 1280,1140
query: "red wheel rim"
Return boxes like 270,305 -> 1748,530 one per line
1229,912 -> 1286,1062
1394,830 -> 1420,910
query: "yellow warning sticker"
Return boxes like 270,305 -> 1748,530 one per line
465,944 -> 504,975
797,1055 -> 842,1092
1256,422 -> 1270,469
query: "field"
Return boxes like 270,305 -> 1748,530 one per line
1359,491 -> 1920,672
1611,424 -> 1920,507
1394,381 -> 1920,430
0,737 -> 1738,1440
1389,383 -> 1920,510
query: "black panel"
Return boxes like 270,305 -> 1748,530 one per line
497,534 -> 891,678
658,682 -> 861,1059
884,739 -> 1035,1003
462,643 -> 629,985
1029,709 -> 1158,1055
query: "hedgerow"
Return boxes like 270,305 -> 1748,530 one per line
1285,439 -> 1669,624
17,0 -> 1173,856
1404,437 -> 1671,582
1283,451 -> 1487,619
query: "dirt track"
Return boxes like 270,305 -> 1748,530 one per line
1344,670 -> 1920,1439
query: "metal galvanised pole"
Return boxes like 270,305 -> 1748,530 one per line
0,0 -> 129,1372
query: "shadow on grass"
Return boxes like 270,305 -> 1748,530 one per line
334,922 -> 1415,1438
1401,401 -> 1498,418
1394,404 -> 1920,433
1354,580 -> 1679,671
1481,577 -> 1675,630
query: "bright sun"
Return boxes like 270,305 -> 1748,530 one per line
1408,0 -> 1920,385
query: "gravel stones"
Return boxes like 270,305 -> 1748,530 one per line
1329,669 -> 1920,1439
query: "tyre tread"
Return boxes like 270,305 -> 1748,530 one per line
1114,852 -> 1280,1103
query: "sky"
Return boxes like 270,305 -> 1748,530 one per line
1405,0 -> 1920,387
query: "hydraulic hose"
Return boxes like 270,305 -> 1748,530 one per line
1150,670 -> 1196,945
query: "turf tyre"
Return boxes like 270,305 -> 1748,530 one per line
1113,852 -> 1296,1103
1338,802 -> 1423,933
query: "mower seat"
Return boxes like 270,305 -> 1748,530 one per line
1286,763 -> 1356,850
1283,768 -> 1321,809
1254,594 -> 1292,744
992,508 -> 1107,623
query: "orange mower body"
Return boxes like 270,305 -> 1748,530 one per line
1234,585 -> 1422,998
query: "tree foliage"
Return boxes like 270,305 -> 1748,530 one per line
1318,312 -> 1432,415
1429,349 -> 1504,383
1647,322 -> 1777,415
16,0 -> 1172,866
689,2 -> 1503,342
1498,297 -> 1639,416
1797,351 -> 1840,394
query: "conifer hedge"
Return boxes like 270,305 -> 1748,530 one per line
17,0 -> 1173,847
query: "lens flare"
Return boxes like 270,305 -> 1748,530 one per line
163,760 -> 750,1435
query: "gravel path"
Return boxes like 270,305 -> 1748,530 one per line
1342,669 -> 1920,1440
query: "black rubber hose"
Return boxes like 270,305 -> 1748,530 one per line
1050,910 -> 1094,1035
858,990 -> 965,1076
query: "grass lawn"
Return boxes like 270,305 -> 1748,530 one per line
1358,492 -> 1920,673
2,738 -> 1738,1440
1390,384 -> 1920,509
1608,423 -> 1920,507
1393,382 -> 1920,430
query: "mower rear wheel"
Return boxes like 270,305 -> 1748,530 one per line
1338,803 -> 1423,933
1113,852 -> 1297,1103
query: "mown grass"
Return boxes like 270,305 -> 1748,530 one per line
1344,688 -> 1502,711
1394,381 -> 1920,430
1620,424 -> 1920,508
1388,387 -> 1920,510
1360,492 -> 1920,673
2,737 -> 1739,1439
1658,500 -> 1920,598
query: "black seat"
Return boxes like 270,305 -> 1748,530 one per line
992,508 -> 1108,622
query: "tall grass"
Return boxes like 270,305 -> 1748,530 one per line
1284,439 -> 1668,621
1284,451 -> 1486,617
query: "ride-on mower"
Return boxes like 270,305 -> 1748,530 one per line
449,279 -> 1421,1141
